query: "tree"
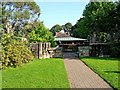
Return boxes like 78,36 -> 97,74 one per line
64,22 -> 72,32
82,1 -> 115,33
109,1 -> 120,42
72,18 -> 90,38
29,21 -> 56,46
22,21 -> 44,38
1,1 -> 41,68
72,1 -> 117,39
50,24 -> 62,36
1,1 -> 40,36
77,1 -> 120,57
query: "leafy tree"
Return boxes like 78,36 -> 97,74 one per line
1,1 -> 40,36
22,21 -> 44,38
72,18 -> 90,38
50,24 -> 62,36
82,1 -> 115,33
109,1 -> 120,42
72,1 -> 117,39
64,22 -> 72,32
1,1 -> 41,68
77,1 -> 120,57
29,21 -> 56,46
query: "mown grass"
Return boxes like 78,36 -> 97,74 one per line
81,57 -> 120,90
2,58 -> 70,88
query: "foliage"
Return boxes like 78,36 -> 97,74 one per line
50,23 -> 73,36
1,1 -> 40,36
109,42 -> 120,58
1,34 -> 34,68
29,21 -> 56,47
72,1 -> 120,57
81,57 -> 120,90
72,18 -> 90,38
64,22 -> 72,32
64,22 -> 72,30
98,32 -> 107,42
2,58 -> 70,88
72,2 -> 115,37
72,1 -> 120,39
23,21 -> 45,38
83,2 -> 115,33
50,24 -> 62,36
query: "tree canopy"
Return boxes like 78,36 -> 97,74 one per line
72,1 -> 120,42
50,24 -> 62,36
64,22 -> 72,32
1,2 -> 40,36
29,21 -> 55,46
50,22 -> 73,36
72,1 -> 120,57
72,18 -> 89,38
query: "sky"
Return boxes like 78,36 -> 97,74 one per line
35,1 -> 89,29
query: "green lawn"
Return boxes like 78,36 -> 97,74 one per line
2,58 -> 70,88
81,57 -> 120,90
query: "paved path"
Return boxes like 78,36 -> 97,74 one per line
63,52 -> 113,89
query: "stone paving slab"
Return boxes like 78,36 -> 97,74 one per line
64,57 -> 113,89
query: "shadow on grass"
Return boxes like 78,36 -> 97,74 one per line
104,71 -> 120,74
80,56 -> 120,61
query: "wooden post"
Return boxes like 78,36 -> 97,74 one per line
46,43 -> 48,58
39,43 -> 42,59
46,43 -> 50,58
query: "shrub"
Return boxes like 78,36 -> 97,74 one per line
1,34 -> 34,68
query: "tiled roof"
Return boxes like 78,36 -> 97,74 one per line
55,31 -> 69,38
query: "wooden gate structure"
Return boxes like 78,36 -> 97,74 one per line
30,42 -> 51,59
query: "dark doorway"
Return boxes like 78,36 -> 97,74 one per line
61,44 -> 78,52
63,52 -> 79,58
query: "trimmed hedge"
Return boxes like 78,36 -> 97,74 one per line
1,34 -> 34,69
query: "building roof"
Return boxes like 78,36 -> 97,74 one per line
55,31 -> 70,38
55,37 -> 87,41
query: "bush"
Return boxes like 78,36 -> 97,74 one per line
1,34 -> 34,68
